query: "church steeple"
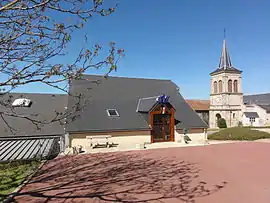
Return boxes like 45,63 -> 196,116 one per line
218,40 -> 232,69
210,37 -> 242,76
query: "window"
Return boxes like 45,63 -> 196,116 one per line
249,117 -> 255,123
228,80 -> 232,93
213,81 -> 217,93
106,109 -> 119,117
218,80 -> 223,93
12,98 -> 32,107
233,80 -> 238,93
233,113 -> 235,118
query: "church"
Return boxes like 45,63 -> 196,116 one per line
187,39 -> 270,128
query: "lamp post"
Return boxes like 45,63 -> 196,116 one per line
229,110 -> 232,127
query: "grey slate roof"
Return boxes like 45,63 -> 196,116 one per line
66,75 -> 207,132
258,105 -> 270,113
0,137 -> 60,162
0,93 -> 67,137
219,39 -> 232,69
244,93 -> 270,105
244,112 -> 259,118
210,40 -> 242,75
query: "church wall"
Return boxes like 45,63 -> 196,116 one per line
209,109 -> 242,128
210,71 -> 243,128
210,72 -> 242,94
210,94 -> 243,108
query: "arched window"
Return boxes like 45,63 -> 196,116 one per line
228,80 -> 232,93
233,80 -> 238,93
218,80 -> 223,93
213,81 -> 217,93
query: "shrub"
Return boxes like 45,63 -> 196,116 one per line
218,118 -> 227,128
208,127 -> 270,140
238,121 -> 243,127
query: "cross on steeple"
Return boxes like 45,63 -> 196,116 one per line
210,31 -> 242,76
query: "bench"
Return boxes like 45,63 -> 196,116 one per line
86,135 -> 112,148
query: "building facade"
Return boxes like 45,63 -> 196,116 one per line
243,96 -> 270,127
209,40 -> 244,128
66,75 -> 208,152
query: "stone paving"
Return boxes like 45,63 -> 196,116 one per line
12,142 -> 270,203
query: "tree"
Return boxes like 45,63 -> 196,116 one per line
0,0 -> 124,132
218,118 -> 227,129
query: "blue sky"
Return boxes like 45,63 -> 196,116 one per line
14,0 -> 270,99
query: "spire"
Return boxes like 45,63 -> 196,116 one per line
218,39 -> 232,69
210,32 -> 242,76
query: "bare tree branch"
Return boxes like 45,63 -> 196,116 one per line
0,0 -> 124,134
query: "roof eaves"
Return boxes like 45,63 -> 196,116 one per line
68,127 -> 151,134
210,68 -> 242,76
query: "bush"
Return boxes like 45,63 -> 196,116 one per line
218,118 -> 227,128
238,121 -> 243,127
208,127 -> 270,141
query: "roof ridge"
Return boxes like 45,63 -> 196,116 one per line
186,99 -> 210,101
82,74 -> 172,82
244,93 -> 270,96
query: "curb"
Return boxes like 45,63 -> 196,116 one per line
3,160 -> 46,203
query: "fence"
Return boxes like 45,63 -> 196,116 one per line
0,136 -> 61,163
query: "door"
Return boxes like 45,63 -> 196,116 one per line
152,114 -> 171,142
151,112 -> 175,142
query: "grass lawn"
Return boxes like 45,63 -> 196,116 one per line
208,127 -> 270,140
0,160 -> 40,201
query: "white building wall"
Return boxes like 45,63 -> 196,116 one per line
70,133 -> 151,151
267,113 -> 270,126
69,128 -> 207,153
174,129 -> 207,144
242,115 -> 260,127
242,104 -> 268,127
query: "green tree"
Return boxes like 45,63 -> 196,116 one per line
218,118 -> 227,128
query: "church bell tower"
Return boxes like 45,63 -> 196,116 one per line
209,39 -> 243,128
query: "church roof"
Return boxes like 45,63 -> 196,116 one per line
210,40 -> 242,76
186,100 -> 210,111
258,105 -> 270,113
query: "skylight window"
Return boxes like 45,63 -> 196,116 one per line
12,98 -> 32,107
106,109 -> 119,117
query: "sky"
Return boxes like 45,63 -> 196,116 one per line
13,0 -> 270,99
